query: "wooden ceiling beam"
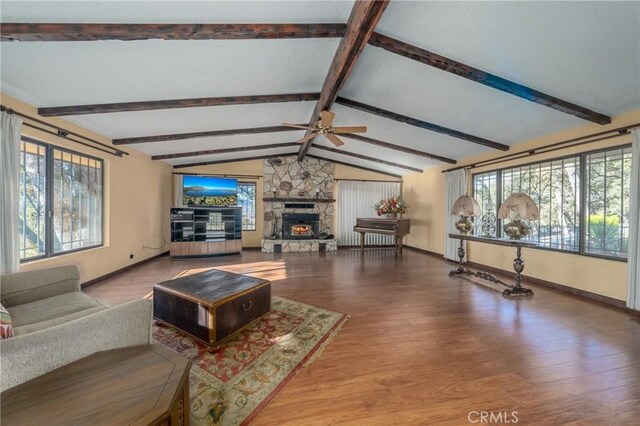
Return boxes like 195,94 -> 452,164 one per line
172,152 -> 298,169
368,32 -> 612,125
38,92 -> 320,117
1,23 -> 346,42
311,144 -> 423,173
336,97 -> 510,151
153,142 -> 300,160
298,0 -> 390,160
341,133 -> 457,164
307,154 -> 402,179
113,124 -> 306,145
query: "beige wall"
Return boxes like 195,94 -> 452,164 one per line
403,108 -> 640,301
3,93 -> 173,283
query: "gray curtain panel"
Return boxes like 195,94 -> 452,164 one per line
627,129 -> 639,310
0,111 -> 23,274
444,169 -> 467,261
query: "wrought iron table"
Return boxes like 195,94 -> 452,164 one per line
448,233 -> 535,297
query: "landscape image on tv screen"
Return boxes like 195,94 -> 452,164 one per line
182,176 -> 238,206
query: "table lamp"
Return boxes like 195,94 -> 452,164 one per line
498,193 -> 539,239
451,194 -> 481,234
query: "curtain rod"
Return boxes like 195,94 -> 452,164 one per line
22,123 -> 125,158
335,178 -> 402,183
442,122 -> 639,174
1,105 -> 128,158
172,172 -> 262,179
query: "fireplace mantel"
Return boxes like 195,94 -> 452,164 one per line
262,197 -> 335,203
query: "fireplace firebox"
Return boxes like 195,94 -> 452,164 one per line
282,213 -> 320,240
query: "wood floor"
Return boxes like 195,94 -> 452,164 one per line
85,248 -> 640,425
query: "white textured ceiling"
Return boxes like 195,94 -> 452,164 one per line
136,131 -> 304,158
1,1 -> 639,177
374,1 -> 640,116
0,1 -> 354,23
0,39 -> 338,106
66,102 -> 316,140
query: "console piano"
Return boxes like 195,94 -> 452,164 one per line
353,218 -> 411,256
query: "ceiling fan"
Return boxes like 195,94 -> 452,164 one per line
283,110 -> 367,147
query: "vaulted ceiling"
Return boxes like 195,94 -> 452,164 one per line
1,1 -> 639,177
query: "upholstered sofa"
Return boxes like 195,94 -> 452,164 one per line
0,265 -> 152,391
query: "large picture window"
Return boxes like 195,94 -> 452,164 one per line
237,182 -> 256,231
472,144 -> 631,260
19,138 -> 103,261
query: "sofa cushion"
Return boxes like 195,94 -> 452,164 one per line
13,305 -> 109,336
1,302 -> 14,339
7,292 -> 108,329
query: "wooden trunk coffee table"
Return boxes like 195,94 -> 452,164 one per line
153,269 -> 271,349
1,344 -> 191,426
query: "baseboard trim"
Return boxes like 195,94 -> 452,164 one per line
81,251 -> 170,288
404,245 -> 636,314
463,260 -> 637,314
404,245 -> 445,260
338,244 -> 395,250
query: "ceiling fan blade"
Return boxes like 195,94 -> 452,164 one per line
283,123 -> 314,130
326,133 -> 344,147
320,110 -> 335,127
332,126 -> 367,134
296,133 -> 317,144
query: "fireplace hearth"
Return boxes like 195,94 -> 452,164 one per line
282,213 -> 320,240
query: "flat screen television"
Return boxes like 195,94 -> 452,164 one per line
182,175 -> 238,206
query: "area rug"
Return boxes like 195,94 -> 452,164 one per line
153,296 -> 349,425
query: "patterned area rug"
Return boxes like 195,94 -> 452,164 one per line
153,296 -> 349,425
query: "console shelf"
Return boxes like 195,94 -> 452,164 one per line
170,206 -> 242,258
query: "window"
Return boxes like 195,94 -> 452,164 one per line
585,147 -> 632,257
19,141 -> 47,259
472,144 -> 631,260
19,138 -> 103,261
472,171 -> 499,237
502,157 -> 581,251
237,182 -> 256,231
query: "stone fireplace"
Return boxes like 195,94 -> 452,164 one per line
261,155 -> 337,252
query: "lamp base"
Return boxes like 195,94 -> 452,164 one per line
503,220 -> 529,240
455,216 -> 474,234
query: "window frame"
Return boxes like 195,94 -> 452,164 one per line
237,181 -> 257,232
471,143 -> 631,262
20,136 -> 105,263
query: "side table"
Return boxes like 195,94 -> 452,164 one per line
1,344 -> 191,425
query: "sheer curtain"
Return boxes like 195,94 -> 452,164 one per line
627,129 -> 640,310
337,180 -> 401,246
0,111 -> 24,274
444,169 -> 467,261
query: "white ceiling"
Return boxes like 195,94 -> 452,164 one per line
1,1 -> 639,176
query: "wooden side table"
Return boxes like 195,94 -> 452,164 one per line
1,344 -> 191,426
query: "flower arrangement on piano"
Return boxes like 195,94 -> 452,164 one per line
374,197 -> 409,218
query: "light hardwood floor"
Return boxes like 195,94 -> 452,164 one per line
85,248 -> 640,425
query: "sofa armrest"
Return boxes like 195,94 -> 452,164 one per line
0,298 -> 152,392
1,265 -> 80,307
